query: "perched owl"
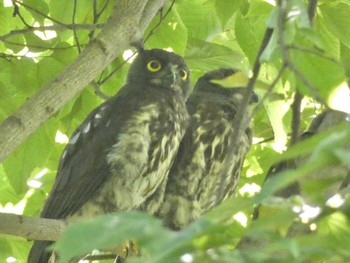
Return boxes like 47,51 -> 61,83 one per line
151,68 -> 258,229
28,48 -> 190,263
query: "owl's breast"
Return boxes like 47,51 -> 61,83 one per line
73,92 -> 189,219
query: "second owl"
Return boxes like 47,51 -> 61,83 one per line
150,68 -> 258,229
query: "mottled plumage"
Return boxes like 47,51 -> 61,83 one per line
28,48 -> 190,262
152,68 -> 257,229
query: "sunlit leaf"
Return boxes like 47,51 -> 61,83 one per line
321,2 -> 350,48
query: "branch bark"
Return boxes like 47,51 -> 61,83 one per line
0,212 -> 67,241
0,0 -> 168,163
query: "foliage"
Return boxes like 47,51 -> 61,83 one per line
0,0 -> 350,262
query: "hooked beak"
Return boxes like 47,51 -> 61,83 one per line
169,64 -> 180,86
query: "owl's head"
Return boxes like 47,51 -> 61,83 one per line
127,49 -> 190,98
195,68 -> 258,104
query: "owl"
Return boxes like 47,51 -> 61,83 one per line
151,68 -> 257,229
28,48 -> 190,263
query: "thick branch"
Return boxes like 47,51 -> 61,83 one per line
0,0 -> 168,162
0,212 -> 67,241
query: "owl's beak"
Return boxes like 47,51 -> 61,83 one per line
169,64 -> 181,85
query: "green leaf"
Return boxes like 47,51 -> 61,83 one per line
25,32 -> 54,52
287,0 -> 310,28
215,0 -> 243,27
321,2 -> 350,48
340,43 -> 350,77
0,165 -> 23,205
259,30 -> 279,62
56,212 -> 175,262
23,0 -> 49,25
11,58 -> 40,97
275,122 -> 350,163
0,238 -> 13,263
175,0 -> 221,39
256,126 -> 350,201
4,34 -> 26,54
37,57 -> 65,86
3,122 -> 57,194
290,49 -> 346,101
185,38 -> 249,81
0,61 -> 20,119
145,5 -> 188,54
264,93 -> 289,150
246,0 -> 274,18
51,42 -> 79,65
235,10 -> 267,65
203,196 -> 253,224
48,0 -> 91,42
314,17 -> 340,58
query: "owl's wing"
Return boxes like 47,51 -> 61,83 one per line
40,86 -> 141,219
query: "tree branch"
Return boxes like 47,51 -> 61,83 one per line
0,0 -> 168,163
0,24 -> 104,41
290,91 -> 303,144
0,212 -> 67,241
215,27 -> 274,205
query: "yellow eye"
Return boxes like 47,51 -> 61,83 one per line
179,69 -> 188,81
147,60 -> 161,72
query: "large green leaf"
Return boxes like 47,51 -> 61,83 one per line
320,2 -> 350,48
175,0 -> 221,39
145,4 -> 188,54
48,0 -> 91,42
23,0 -> 49,25
11,58 -> 40,96
3,122 -> 57,194
185,38 -> 249,81
215,0 -> 244,27
55,212 -> 175,262
235,8 -> 268,65
290,49 -> 346,102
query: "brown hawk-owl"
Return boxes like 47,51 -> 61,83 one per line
150,68 -> 257,229
28,48 -> 190,263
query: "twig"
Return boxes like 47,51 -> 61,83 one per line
98,51 -> 137,87
12,1 -> 33,28
0,24 -> 103,42
83,254 -> 124,262
144,0 -> 175,42
308,0 -> 318,25
89,0 -> 112,40
1,39 -> 85,51
96,0 -> 113,20
13,0 -> 69,28
90,82 -> 111,100
215,27 -> 274,206
288,45 -> 341,66
72,0 -> 82,53
250,64 -> 287,118
290,91 -> 303,145
277,0 -> 324,103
